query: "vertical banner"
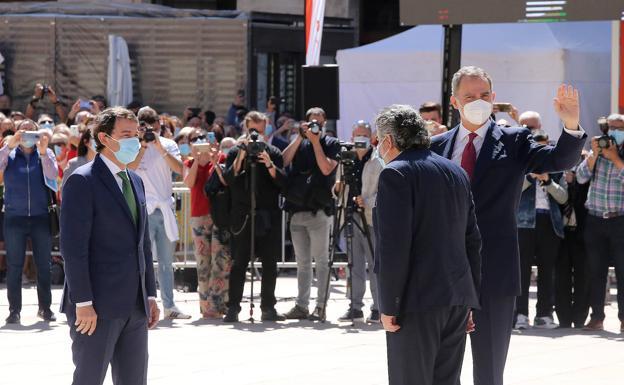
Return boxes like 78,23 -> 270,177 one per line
305,0 -> 326,65
620,21 -> 624,113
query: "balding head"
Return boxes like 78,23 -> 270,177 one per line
518,111 -> 542,130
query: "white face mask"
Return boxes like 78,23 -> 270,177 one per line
458,99 -> 493,126
378,135 -> 391,164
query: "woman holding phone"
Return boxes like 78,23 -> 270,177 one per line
0,119 -> 58,324
183,129 -> 229,318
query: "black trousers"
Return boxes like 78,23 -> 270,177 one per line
584,215 -> 624,322
227,210 -> 280,311
386,306 -> 469,385
554,227 -> 589,327
465,295 -> 515,385
517,213 -> 561,317
67,294 -> 148,385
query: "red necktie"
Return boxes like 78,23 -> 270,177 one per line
461,133 -> 478,181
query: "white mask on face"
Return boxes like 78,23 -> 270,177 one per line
458,99 -> 493,126
378,135 -> 391,164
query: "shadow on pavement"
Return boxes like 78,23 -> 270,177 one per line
0,320 -> 62,333
513,327 -> 624,341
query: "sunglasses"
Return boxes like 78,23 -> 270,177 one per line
39,120 -> 54,125
189,135 -> 206,143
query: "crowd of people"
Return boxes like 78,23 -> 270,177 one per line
0,76 -> 621,338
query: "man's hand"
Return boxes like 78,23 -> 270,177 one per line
37,134 -> 49,156
302,123 -> 321,145
381,313 -> 401,332
600,142 -> 623,166
466,311 -> 475,334
68,99 -> 81,119
530,173 -> 549,183
590,137 -> 600,156
75,305 -> 98,336
553,84 -> 580,130
89,100 -> 101,115
47,86 -> 59,104
354,195 -> 364,208
7,131 -> 22,149
33,83 -> 44,99
257,150 -> 273,169
148,299 -> 160,329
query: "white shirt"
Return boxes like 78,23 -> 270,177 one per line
535,184 -> 550,210
450,120 -> 586,167
135,136 -> 181,241
77,154 -> 155,307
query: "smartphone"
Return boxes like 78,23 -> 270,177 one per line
494,103 -> 512,113
22,131 -> 40,143
69,125 -> 80,137
207,131 -> 216,144
79,100 -> 91,110
194,143 -> 212,153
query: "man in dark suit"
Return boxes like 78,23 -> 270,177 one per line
374,104 -> 482,385
60,107 -> 160,385
431,66 -> 586,385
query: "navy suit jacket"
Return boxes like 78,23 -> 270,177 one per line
374,149 -> 482,316
431,121 -> 586,297
60,154 -> 157,319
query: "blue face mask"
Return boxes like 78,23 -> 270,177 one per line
20,132 -> 39,149
90,139 -> 97,152
40,122 -> 54,131
54,145 -> 63,157
107,136 -> 141,165
179,143 -> 191,156
265,124 -> 274,137
609,130 -> 624,146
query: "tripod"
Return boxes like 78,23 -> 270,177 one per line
320,162 -> 375,325
248,158 -> 258,323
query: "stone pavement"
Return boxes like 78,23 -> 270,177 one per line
0,275 -> 622,385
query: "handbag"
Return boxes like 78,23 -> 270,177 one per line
47,189 -> 60,238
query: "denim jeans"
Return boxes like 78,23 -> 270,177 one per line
149,209 -> 176,310
4,214 -> 52,313
290,211 -> 331,309
350,221 -> 378,312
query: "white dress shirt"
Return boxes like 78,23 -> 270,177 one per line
77,154 -> 155,307
535,184 -> 550,210
450,119 -> 586,167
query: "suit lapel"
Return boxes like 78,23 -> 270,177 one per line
93,155 -> 137,230
441,127 -> 459,160
473,121 -> 502,185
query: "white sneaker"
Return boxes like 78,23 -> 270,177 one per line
533,316 -> 558,329
164,306 -> 192,320
515,314 -> 530,330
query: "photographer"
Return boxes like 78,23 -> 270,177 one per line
335,120 -> 384,323
282,107 -> 341,321
515,129 -> 568,330
576,113 -> 624,332
223,111 -> 285,323
128,106 -> 189,320
25,83 -> 67,123
418,102 -> 447,136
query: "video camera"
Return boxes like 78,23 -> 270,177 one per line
139,120 -> 157,143
246,130 -> 266,158
597,116 -> 613,150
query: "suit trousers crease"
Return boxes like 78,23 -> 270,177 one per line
387,306 -> 470,385
555,227 -> 589,326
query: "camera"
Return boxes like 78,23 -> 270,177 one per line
308,120 -> 321,135
42,84 -> 49,94
246,130 -> 266,158
353,138 -> 369,150
337,141 -> 359,187
597,117 -> 613,150
140,121 -> 157,143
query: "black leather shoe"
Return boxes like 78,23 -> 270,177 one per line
308,307 -> 326,321
223,307 -> 239,323
37,309 -> 57,322
5,312 -> 20,324
261,308 -> 286,322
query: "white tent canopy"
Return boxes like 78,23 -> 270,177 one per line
107,35 -> 133,108
336,22 -> 611,140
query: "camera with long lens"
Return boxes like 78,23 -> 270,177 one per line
596,116 -> 613,150
246,130 -> 266,158
140,121 -> 156,143
308,119 -> 321,135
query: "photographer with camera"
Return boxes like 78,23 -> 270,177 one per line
128,106 -> 189,320
222,111 -> 286,323
576,113 -> 624,332
282,107 -> 341,321
25,83 -> 67,123
334,120 -> 384,323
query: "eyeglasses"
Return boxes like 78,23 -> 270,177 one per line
39,120 -> 53,125
608,125 -> 624,131
189,135 -> 206,143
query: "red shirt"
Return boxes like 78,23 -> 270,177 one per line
184,158 -> 214,217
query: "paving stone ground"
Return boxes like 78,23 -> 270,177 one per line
0,275 -> 622,385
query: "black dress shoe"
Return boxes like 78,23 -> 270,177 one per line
5,312 -> 20,324
37,309 -> 57,322
223,307 -> 239,323
261,308 -> 286,322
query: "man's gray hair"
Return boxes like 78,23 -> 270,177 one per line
518,111 -> 542,124
451,66 -> 493,96
352,119 -> 372,134
374,104 -> 429,151
607,113 -> 624,123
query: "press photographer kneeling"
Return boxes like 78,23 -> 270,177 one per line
223,111 -> 286,323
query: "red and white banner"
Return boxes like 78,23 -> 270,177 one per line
305,0 -> 326,66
